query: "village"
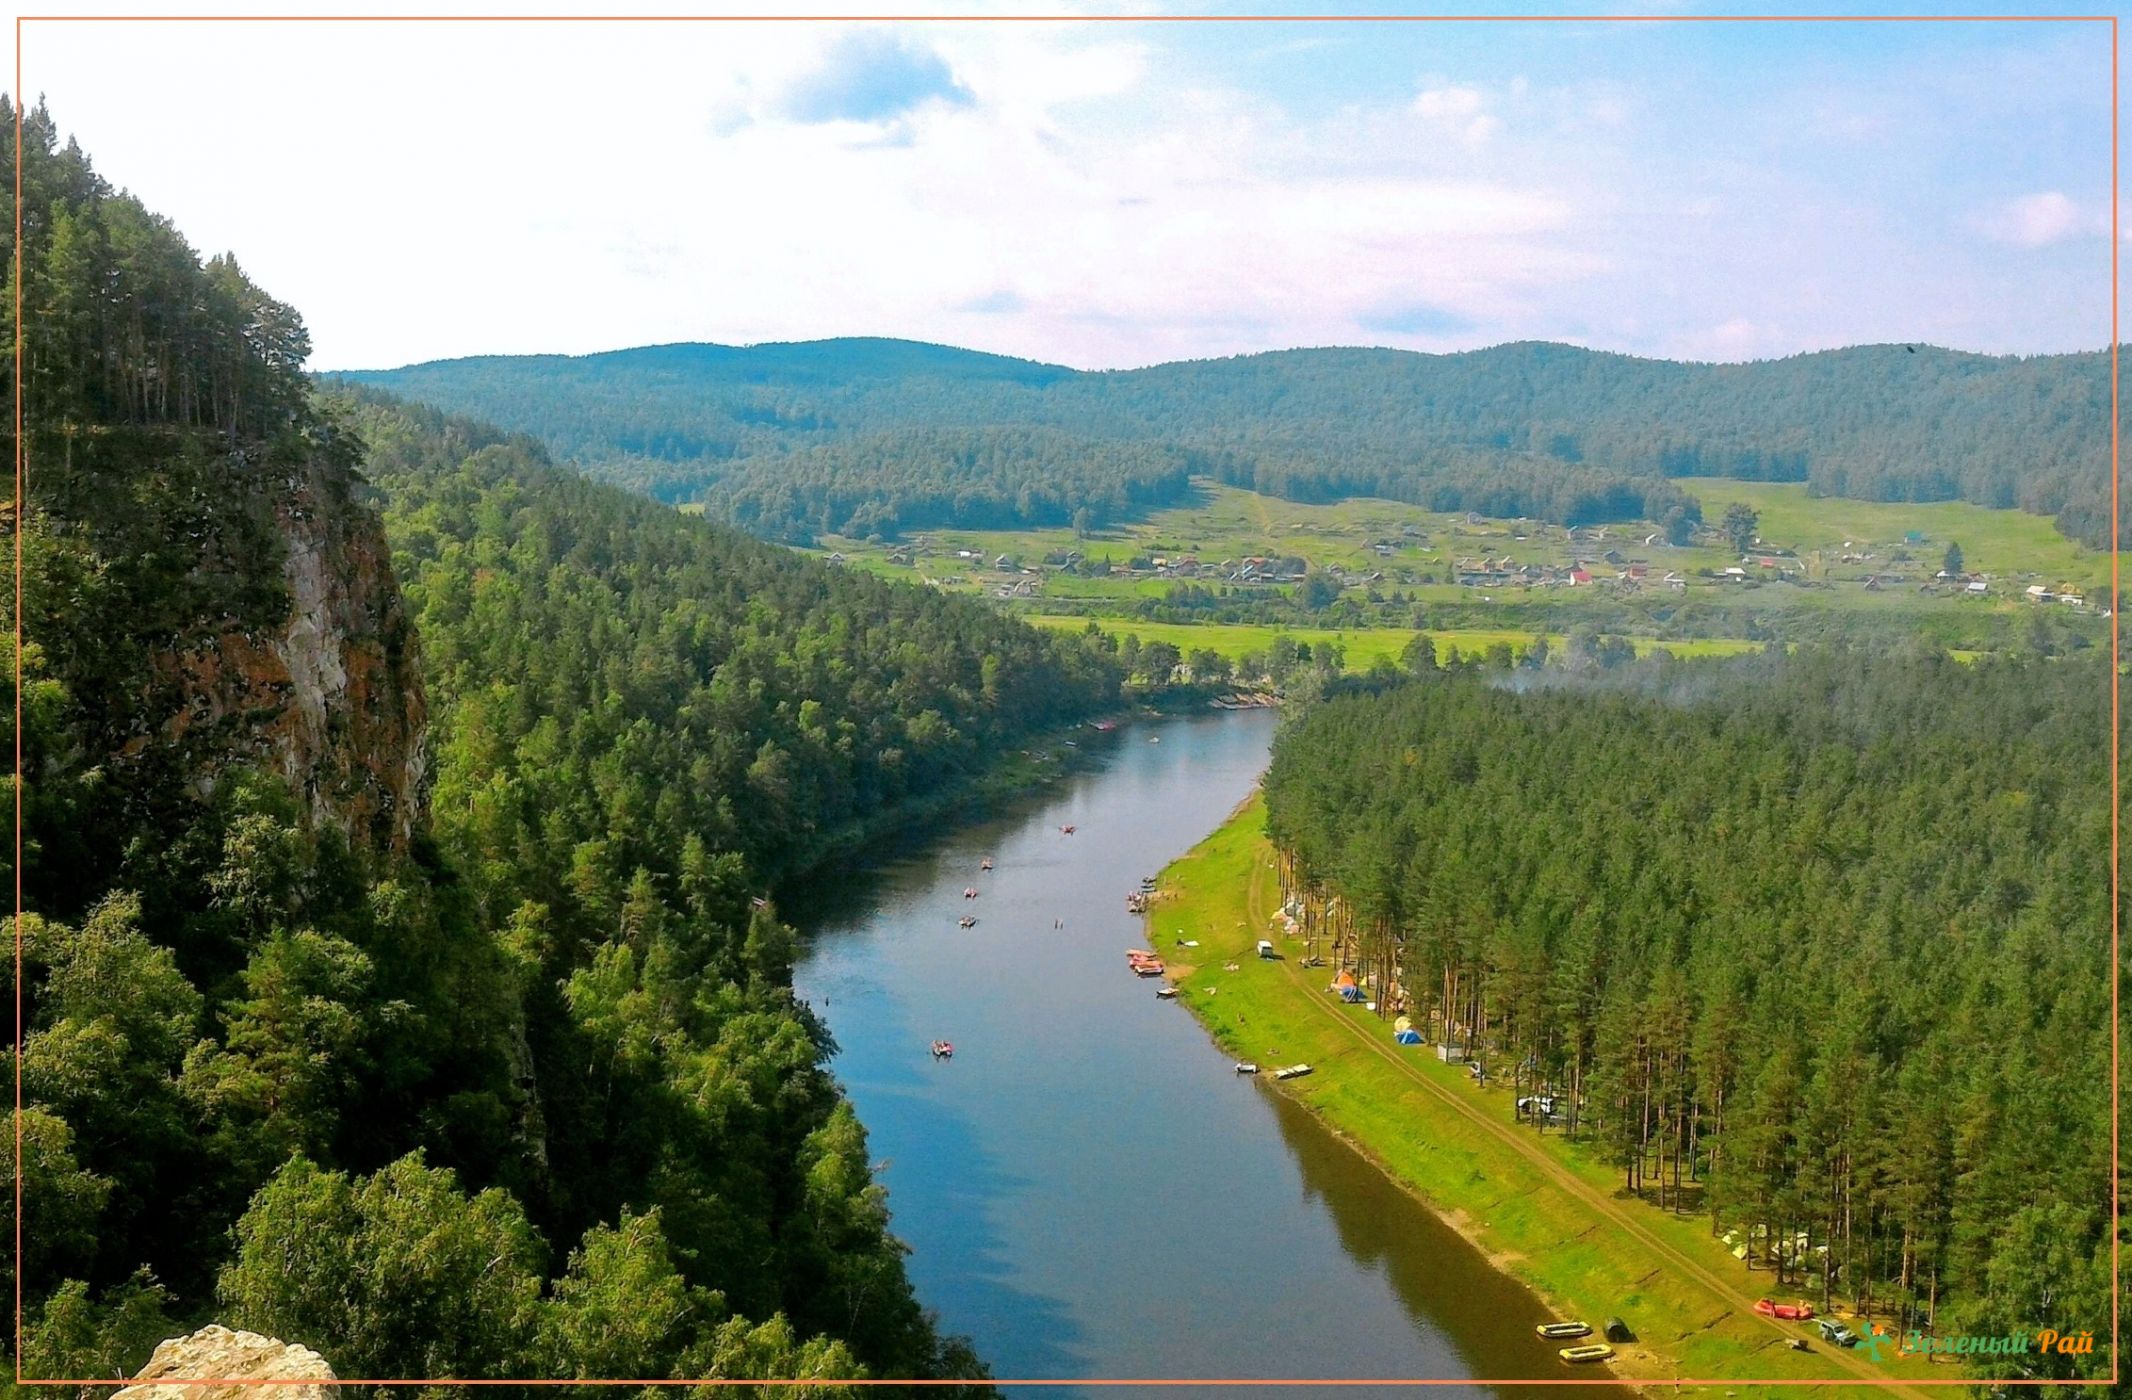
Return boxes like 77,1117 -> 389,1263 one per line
816,493 -> 2108,616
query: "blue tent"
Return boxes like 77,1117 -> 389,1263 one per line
1394,1028 -> 1423,1045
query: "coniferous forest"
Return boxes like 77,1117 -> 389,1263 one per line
345,335 -> 2116,546
1261,648 -> 2111,1383
2,100 -> 1133,1393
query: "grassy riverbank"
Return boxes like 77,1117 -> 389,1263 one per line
1153,798 -> 1949,1398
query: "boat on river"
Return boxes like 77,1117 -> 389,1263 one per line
1235,1061 -> 1260,1074
1557,1344 -> 1613,1365
1155,987 -> 1177,1000
1535,1322 -> 1591,1340
958,916 -> 977,928
930,1041 -> 954,1059
980,858 -> 993,871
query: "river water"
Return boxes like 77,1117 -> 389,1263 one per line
789,712 -> 1629,1397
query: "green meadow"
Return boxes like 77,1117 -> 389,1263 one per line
1022,616 -> 1764,670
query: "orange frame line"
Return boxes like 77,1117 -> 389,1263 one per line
12,5 -> 2114,1389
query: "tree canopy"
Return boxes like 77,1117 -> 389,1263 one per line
1261,648 -> 2109,1383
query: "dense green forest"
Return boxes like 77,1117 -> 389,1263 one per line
1261,648 -> 2110,1383
4,100 -> 1128,1392
342,336 -> 2113,546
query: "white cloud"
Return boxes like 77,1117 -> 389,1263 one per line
1411,83 -> 1499,148
1678,317 -> 1786,362
16,11 -> 2107,368
1977,191 -> 2092,248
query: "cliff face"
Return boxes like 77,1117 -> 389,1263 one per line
145,450 -> 430,852
29,429 -> 432,871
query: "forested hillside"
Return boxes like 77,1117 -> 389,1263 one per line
1261,649 -> 2109,1383
6,100 -> 1120,1391
342,336 -> 2113,546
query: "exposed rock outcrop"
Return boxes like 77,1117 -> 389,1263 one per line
115,1325 -> 335,1400
145,449 -> 429,853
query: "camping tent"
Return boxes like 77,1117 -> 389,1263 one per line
1394,1028 -> 1423,1045
1393,1016 -> 1413,1033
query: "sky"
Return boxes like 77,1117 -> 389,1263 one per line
13,1 -> 2121,371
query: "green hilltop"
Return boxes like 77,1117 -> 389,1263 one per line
339,336 -> 2119,548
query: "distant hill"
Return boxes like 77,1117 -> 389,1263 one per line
338,337 -> 2117,547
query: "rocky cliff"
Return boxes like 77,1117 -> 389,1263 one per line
30,429 -> 430,873
143,447 -> 429,852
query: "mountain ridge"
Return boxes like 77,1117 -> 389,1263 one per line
341,334 -> 2117,547
337,334 -> 2103,379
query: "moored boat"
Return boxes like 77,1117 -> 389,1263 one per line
1155,986 -> 1177,999
1235,1061 -> 1259,1074
1275,1064 -> 1313,1080
1535,1322 -> 1591,1341
1557,1344 -> 1613,1365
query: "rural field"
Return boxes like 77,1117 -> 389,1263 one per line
812,478 -> 2119,593
1021,616 -> 1766,669
798,478 -> 2111,667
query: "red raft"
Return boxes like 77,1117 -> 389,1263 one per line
1754,1300 -> 1815,1321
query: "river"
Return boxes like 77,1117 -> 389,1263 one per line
789,711 -> 1630,1397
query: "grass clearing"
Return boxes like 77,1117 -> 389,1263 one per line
1687,478 -> 2118,592
1022,616 -> 1766,669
